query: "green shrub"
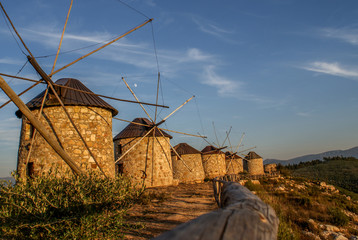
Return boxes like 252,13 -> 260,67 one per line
244,180 -> 265,192
328,207 -> 349,226
277,218 -> 300,240
0,172 -> 143,239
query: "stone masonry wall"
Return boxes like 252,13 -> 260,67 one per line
202,153 -> 226,179
264,163 -> 277,173
245,158 -> 264,175
17,106 -> 115,178
225,157 -> 243,175
172,154 -> 205,184
115,136 -> 173,188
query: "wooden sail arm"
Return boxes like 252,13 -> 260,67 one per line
158,128 -> 206,138
0,2 -> 35,59
50,18 -> 153,76
121,77 -> 154,122
156,127 -> 192,172
115,127 -> 154,164
221,126 -> 232,148
0,80 -> 43,109
113,117 -> 152,127
153,132 -> 175,173
156,95 -> 195,126
237,146 -> 257,155
51,0 -> 73,74
0,72 -> 169,109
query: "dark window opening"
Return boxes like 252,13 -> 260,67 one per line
117,163 -> 124,175
117,144 -> 122,156
26,162 -> 34,178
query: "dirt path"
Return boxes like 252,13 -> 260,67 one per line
124,182 -> 218,239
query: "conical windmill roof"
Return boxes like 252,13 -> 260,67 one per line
15,78 -> 118,118
201,145 -> 224,155
113,118 -> 172,140
245,151 -> 262,160
225,151 -> 242,159
172,143 -> 201,155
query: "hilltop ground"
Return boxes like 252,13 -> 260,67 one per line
123,182 -> 217,239
124,177 -> 358,240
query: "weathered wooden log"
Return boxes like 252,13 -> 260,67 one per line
153,181 -> 279,240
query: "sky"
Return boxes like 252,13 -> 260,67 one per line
1,0 -> 358,177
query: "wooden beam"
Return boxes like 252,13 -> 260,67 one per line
153,181 -> 279,240
50,18 -> 153,76
0,73 -> 169,108
0,76 -> 82,175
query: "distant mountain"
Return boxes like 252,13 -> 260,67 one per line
264,146 -> 358,165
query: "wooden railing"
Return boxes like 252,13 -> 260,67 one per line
213,172 -> 279,207
153,174 -> 279,240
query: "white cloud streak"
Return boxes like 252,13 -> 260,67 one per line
0,58 -> 23,65
302,61 -> 358,79
192,16 -> 237,43
320,27 -> 358,46
202,65 -> 239,95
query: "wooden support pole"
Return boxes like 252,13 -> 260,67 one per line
0,76 -> 82,175
121,77 -> 154,122
50,18 -> 153,76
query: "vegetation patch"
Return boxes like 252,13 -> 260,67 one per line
0,172 -> 144,239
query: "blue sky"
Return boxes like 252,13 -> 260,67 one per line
1,0 -> 358,177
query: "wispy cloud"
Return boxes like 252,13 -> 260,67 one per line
301,61 -> 358,79
201,65 -> 239,95
319,27 -> 358,46
0,117 -> 20,146
192,17 -> 237,44
296,111 -> 311,117
0,58 -> 23,65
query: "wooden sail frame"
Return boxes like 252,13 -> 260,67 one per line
114,76 -> 206,185
0,1 -> 164,177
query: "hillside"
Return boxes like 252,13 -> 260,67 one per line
290,157 -> 358,194
264,146 -> 358,165
246,177 -> 358,240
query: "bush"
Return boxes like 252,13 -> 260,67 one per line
328,207 -> 349,226
0,172 -> 143,239
244,180 -> 265,192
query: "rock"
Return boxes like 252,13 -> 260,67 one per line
308,219 -> 319,231
251,180 -> 260,185
276,185 -> 285,191
325,224 -> 340,232
333,234 -> 348,240
302,230 -> 321,240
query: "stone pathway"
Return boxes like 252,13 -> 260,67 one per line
124,182 -> 218,239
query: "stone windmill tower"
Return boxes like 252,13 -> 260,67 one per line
112,76 -> 205,187
225,151 -> 243,175
113,118 -> 174,187
171,143 -> 205,184
16,78 -> 118,178
244,151 -> 264,175
201,145 -> 226,179
0,2 -> 154,178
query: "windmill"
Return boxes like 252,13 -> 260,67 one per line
112,74 -> 206,187
198,122 -> 228,179
0,1 -> 168,179
225,131 -> 257,175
